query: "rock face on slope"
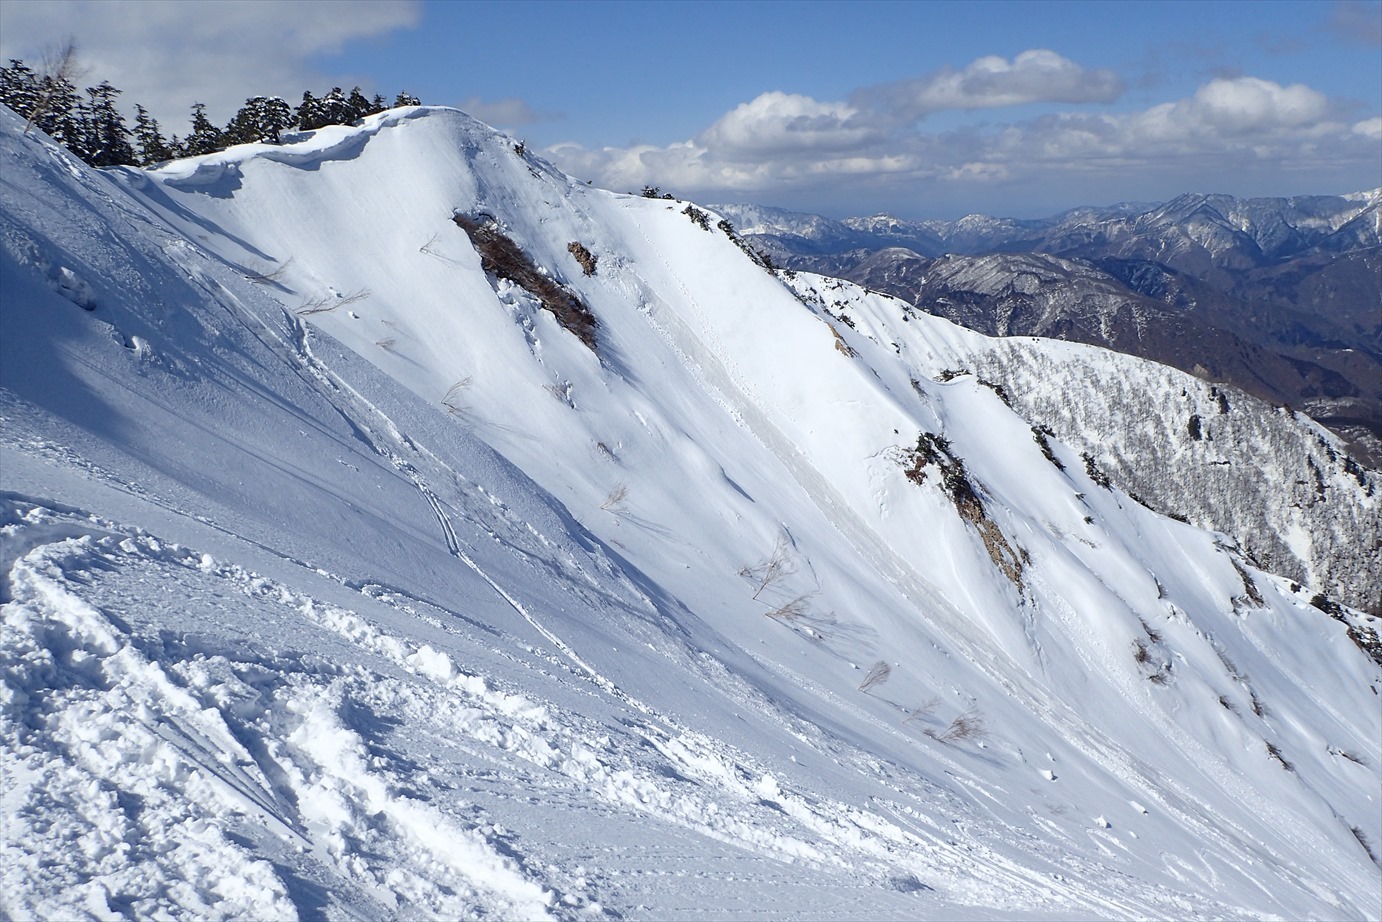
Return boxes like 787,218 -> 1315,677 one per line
718,193 -> 1382,465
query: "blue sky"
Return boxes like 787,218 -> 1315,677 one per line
2,0 -> 1379,218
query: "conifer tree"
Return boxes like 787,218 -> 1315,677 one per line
133,104 -> 173,164
320,86 -> 353,126
295,90 -> 328,131
346,86 -> 373,121
82,81 -> 135,166
182,102 -> 223,156
224,95 -> 292,145
0,60 -> 41,119
394,91 -> 421,107
39,76 -> 85,154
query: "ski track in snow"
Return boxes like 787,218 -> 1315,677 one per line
0,502 -> 1122,920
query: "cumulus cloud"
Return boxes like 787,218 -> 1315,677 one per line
990,78 -> 1343,164
1354,116 -> 1382,140
697,92 -> 881,156
545,67 -> 1381,216
548,51 -> 1129,198
0,0 -> 420,128
854,49 -> 1124,120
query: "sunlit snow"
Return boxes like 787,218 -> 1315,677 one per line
2,105 -> 1379,920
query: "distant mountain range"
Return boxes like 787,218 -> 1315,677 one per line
716,192 -> 1382,464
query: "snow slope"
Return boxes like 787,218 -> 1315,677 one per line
3,105 -> 1380,920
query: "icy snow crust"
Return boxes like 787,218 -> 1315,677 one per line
2,105 -> 1380,919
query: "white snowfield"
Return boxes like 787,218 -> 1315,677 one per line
2,104 -> 1379,920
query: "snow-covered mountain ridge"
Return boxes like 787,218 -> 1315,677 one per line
719,194 -> 1382,465
2,105 -> 1379,920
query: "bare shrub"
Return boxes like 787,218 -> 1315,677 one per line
927,708 -> 986,743
1265,741 -> 1293,771
1352,826 -> 1380,865
1333,748 -> 1367,765
296,296 -> 335,315
739,533 -> 795,601
375,337 -> 396,351
764,592 -> 815,622
244,256 -> 292,284
600,483 -> 629,511
442,378 -> 471,415
1132,638 -> 1152,664
567,241 -> 597,276
1139,618 -> 1163,644
24,39 -> 83,136
299,288 -> 370,315
902,697 -> 942,725
858,660 -> 892,693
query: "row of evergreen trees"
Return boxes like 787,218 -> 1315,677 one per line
0,58 -> 421,168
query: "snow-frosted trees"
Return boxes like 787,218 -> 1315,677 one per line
181,103 -> 224,157
2,56 -> 425,166
80,81 -> 134,166
295,91 -> 327,132
0,60 -> 41,118
224,96 -> 293,145
133,105 -> 173,165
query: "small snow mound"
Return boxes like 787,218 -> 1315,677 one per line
48,264 -> 94,310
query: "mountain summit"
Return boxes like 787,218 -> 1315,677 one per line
3,105 -> 1379,920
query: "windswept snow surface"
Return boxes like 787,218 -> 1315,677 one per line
2,105 -> 1380,920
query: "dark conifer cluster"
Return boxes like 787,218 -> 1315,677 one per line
0,58 -> 421,168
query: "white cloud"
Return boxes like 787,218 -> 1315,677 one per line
1354,116 -> 1382,140
696,92 -> 880,156
0,0 -> 420,128
991,78 -> 1344,165
854,49 -> 1124,120
544,71 -> 1380,215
